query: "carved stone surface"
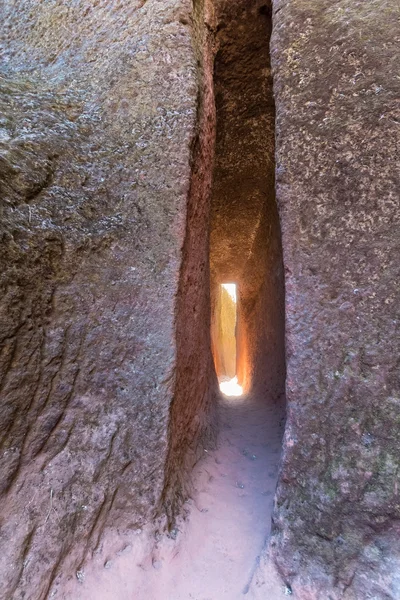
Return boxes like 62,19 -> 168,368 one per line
1,0 -> 399,597
0,1 -> 216,596
265,0 -> 400,597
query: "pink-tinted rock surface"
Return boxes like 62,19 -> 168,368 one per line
0,0 -> 216,596
260,1 -> 400,598
1,0 -> 399,598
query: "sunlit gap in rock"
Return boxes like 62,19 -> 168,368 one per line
213,283 -> 243,397
219,376 -> 243,397
221,282 -> 236,303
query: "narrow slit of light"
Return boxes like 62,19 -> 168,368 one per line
219,283 -> 243,397
221,282 -> 237,303
220,376 -> 243,397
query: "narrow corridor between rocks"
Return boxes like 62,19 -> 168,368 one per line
163,3 -> 287,594
72,390 -> 286,600
64,2 -> 287,598
159,392 -> 286,599
2,0 -> 397,598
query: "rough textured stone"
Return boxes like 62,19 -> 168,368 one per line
266,1 -> 400,598
2,0 -> 399,597
0,0 -> 216,596
159,0 -> 219,525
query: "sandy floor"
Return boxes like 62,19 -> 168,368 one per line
66,392 -> 287,600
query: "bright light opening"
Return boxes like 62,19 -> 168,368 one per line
219,376 -> 243,397
221,283 -> 237,303
211,283 -> 243,397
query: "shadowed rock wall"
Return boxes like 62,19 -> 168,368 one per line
267,0 -> 400,598
0,0 -> 216,596
160,0 -> 218,525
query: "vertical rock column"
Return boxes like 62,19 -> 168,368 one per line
160,0 -> 219,525
0,0 -> 217,596
269,1 -> 400,597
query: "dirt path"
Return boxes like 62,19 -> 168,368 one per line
70,393 -> 286,600
162,393 -> 285,600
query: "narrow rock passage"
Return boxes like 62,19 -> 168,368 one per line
70,392 -> 286,600
164,393 -> 285,600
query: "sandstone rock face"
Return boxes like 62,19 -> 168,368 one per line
0,1 -> 216,596
1,0 -> 399,597
268,1 -> 400,597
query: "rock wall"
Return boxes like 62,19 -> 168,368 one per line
160,0 -> 218,526
0,0 -> 216,596
268,0 -> 400,598
2,0 -> 399,597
